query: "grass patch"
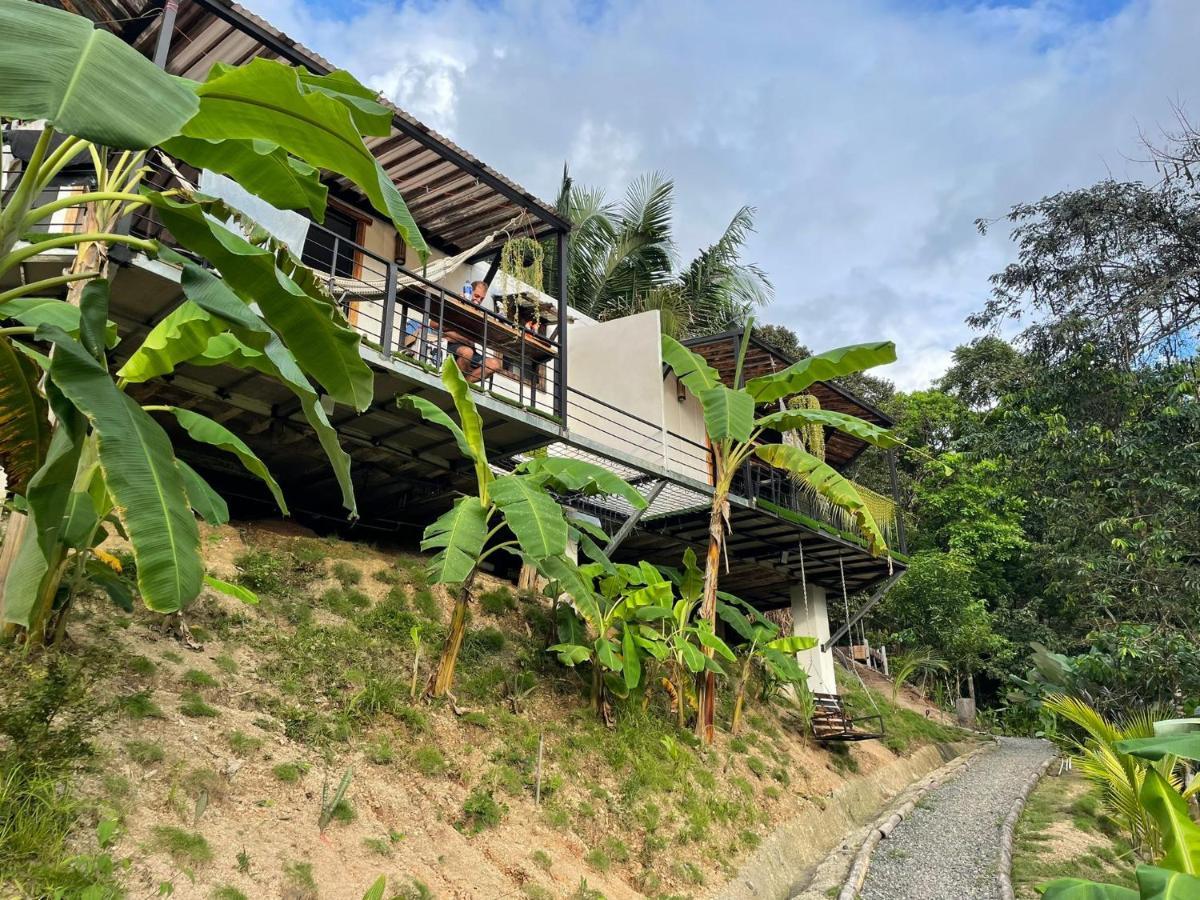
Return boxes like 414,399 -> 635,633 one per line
151,825 -> 213,865
180,691 -> 218,718
282,860 -> 318,899
212,887 -> 249,900
479,587 -> 516,615
214,653 -> 238,675
332,561 -> 362,587
183,668 -> 218,688
126,739 -> 165,765
272,761 -> 309,783
458,787 -> 505,834
411,745 -> 447,776
118,690 -> 164,720
227,730 -> 263,756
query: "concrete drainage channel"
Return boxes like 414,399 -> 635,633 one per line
784,740 -> 998,900
996,756 -> 1056,900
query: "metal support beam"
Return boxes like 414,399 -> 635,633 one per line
821,572 -> 902,652
554,228 -> 569,420
604,480 -> 666,554
152,0 -> 179,68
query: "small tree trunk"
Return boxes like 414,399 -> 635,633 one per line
591,661 -> 605,719
517,561 -> 539,593
427,570 -> 477,698
694,494 -> 726,744
0,513 -> 30,638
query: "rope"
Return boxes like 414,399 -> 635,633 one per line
838,553 -> 883,716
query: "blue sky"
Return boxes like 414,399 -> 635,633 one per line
246,0 -> 1197,388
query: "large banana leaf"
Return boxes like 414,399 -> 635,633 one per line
146,194 -> 375,411
0,335 -> 50,495
538,554 -> 602,629
0,0 -> 197,149
1040,880 -> 1138,899
177,459 -> 230,525
0,298 -> 118,347
1141,771 -> 1200,875
162,136 -> 327,219
1137,866 -> 1200,899
661,333 -> 723,395
297,69 -> 393,135
40,327 -> 202,613
1,399 -> 84,627
490,475 -> 569,560
179,58 -> 427,259
439,358 -> 491,498
755,407 -> 902,449
515,457 -> 647,510
169,257 -> 356,516
754,443 -> 887,555
698,384 -> 755,442
1116,734 -> 1200,764
117,301 -> 226,384
420,496 -> 488,584
744,342 -> 897,404
162,407 -> 288,516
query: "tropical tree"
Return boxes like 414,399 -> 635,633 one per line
0,0 -> 428,643
716,593 -> 816,735
661,324 -> 902,743
397,360 -> 645,698
543,556 -> 675,721
556,168 -> 771,337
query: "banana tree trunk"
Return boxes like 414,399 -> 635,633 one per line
694,490 -> 727,744
427,569 -> 477,698
730,656 -> 752,736
591,659 -> 605,719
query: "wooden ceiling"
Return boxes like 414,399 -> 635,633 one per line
685,330 -> 894,470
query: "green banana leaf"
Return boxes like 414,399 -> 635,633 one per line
1141,770 -> 1200,875
539,555 -> 601,629
767,634 -> 819,653
177,459 -> 230,525
77,281 -> 110,364
203,574 -> 259,606
438,358 -> 491,498
744,342 -> 897,404
169,256 -> 356,517
754,443 -> 887,555
661,333 -> 723,395
515,457 -> 647,509
762,647 -> 807,683
548,642 -> 592,666
0,0 -> 197,149
621,626 -> 642,690
180,57 -> 427,259
86,558 -> 134,612
1040,879 -> 1140,899
698,383 -> 755,442
0,334 -> 50,495
160,407 -> 288,516
117,301 -> 226,383
361,875 -> 389,900
490,475 -> 569,560
715,598 -> 757,642
420,496 -> 488,584
146,194 -> 375,411
1137,865 -> 1200,899
1115,734 -> 1200,764
297,69 -> 393,135
595,637 -> 622,672
397,393 -> 478,465
695,620 -> 737,661
162,136 -> 327,218
754,407 -> 902,449
0,298 -> 118,347
1,384 -> 86,627
40,327 -> 202,613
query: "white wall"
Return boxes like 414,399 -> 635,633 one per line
790,583 -> 838,695
566,310 -> 668,466
661,373 -> 711,484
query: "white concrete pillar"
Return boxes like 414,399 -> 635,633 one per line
790,583 -> 838,695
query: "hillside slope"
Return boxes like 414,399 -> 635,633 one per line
1,522 -> 971,899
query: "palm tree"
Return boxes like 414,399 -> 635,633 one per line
556,167 -> 771,337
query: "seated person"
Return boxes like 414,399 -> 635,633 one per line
443,280 -> 503,382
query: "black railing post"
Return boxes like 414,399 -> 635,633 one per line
555,229 -> 569,420
380,261 -> 396,354
888,448 -> 908,554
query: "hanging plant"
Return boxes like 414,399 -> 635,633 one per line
500,236 -> 545,324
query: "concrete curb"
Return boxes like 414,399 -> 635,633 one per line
832,741 -> 997,900
996,755 -> 1056,900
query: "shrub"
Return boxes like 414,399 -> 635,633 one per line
234,550 -> 287,595
459,787 -> 505,833
584,848 -> 611,872
531,849 -> 553,871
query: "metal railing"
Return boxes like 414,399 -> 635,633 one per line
1,143 -> 565,419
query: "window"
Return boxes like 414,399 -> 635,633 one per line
301,206 -> 359,277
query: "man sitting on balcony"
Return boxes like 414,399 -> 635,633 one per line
444,280 -> 503,383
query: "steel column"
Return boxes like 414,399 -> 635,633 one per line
152,0 -> 180,68
555,229 -> 569,419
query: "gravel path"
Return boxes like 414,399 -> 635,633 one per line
857,737 -> 1054,900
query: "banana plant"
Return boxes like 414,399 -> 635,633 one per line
397,359 -> 646,698
1042,770 -> 1200,899
0,0 -> 429,643
715,592 -> 817,734
661,322 -> 902,743
543,556 -> 675,720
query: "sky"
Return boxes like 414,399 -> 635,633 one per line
241,0 -> 1199,388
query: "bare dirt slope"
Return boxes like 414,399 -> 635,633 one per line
34,522 -> 971,899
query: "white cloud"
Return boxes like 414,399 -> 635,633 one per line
240,0 -> 1200,388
